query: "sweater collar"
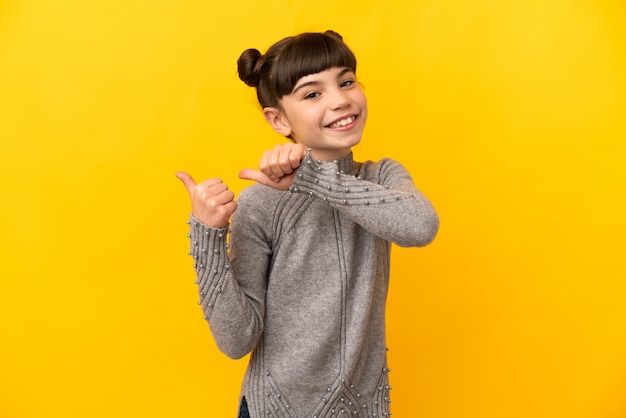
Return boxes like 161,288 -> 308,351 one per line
313,152 -> 356,175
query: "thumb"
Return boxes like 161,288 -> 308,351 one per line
175,171 -> 197,196
239,168 -> 294,191
238,168 -> 273,186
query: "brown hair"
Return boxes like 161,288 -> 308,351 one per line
237,30 -> 357,109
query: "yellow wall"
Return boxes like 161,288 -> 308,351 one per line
1,1 -> 625,417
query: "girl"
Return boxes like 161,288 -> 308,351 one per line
176,30 -> 439,418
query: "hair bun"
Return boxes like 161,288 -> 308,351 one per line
324,30 -> 343,41
237,48 -> 264,87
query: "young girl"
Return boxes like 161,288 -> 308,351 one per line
177,30 -> 439,418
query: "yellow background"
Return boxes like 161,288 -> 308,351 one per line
1,1 -> 625,417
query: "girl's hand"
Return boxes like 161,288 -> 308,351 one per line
176,172 -> 237,228
239,143 -> 307,191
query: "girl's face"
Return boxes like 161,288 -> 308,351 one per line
266,67 -> 368,162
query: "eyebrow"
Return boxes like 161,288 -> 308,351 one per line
291,67 -> 354,95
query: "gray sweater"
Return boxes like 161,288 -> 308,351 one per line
187,152 -> 439,417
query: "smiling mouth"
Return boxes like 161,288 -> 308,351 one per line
328,115 -> 357,129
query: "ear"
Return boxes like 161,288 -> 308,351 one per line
263,107 -> 292,137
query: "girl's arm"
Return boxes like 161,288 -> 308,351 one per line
177,172 -> 266,359
186,214 -> 268,359
290,154 -> 439,247
240,149 -> 439,247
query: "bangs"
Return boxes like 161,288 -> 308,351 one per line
271,33 -> 357,97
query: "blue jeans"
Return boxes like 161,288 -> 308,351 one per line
238,397 -> 250,418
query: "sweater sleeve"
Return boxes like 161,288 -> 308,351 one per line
187,208 -> 269,359
289,154 -> 439,247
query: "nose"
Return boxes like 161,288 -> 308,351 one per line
329,87 -> 350,110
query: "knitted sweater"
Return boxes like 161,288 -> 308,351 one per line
187,152 -> 439,417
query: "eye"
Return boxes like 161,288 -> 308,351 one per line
304,91 -> 321,100
340,79 -> 355,88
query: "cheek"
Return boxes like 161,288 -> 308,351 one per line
358,96 -> 368,126
300,108 -> 325,127
352,89 -> 367,109
357,94 -> 368,116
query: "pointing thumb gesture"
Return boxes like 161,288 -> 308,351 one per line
238,142 -> 307,191
175,172 -> 237,228
175,171 -> 197,197
238,168 -> 296,191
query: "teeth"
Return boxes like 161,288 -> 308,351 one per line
329,116 -> 355,128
